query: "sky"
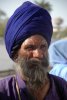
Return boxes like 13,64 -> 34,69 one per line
0,0 -> 67,27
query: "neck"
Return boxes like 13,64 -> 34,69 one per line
27,77 -> 50,100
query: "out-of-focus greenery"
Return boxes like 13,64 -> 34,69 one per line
34,0 -> 52,12
52,17 -> 67,40
0,9 -> 8,37
0,9 -> 6,17
52,27 -> 67,40
0,19 -> 8,37
34,0 -> 67,40
0,23 -> 5,37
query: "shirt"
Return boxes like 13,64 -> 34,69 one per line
0,74 -> 67,100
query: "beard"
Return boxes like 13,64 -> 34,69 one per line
15,55 -> 49,91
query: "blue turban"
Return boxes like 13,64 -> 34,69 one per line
5,1 -> 53,59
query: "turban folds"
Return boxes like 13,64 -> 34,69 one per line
5,1 -> 53,59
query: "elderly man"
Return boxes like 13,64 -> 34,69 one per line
0,1 -> 67,100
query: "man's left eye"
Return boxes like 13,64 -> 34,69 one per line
40,45 -> 48,50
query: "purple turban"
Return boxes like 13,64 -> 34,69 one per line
5,1 -> 53,59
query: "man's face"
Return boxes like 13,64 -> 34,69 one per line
16,34 -> 49,90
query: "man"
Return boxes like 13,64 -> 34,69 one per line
0,1 -> 67,100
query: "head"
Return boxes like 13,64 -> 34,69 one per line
4,1 -> 53,90
15,34 -> 49,90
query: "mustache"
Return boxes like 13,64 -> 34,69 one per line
26,58 -> 48,68
18,57 -> 49,69
18,56 -> 49,69
27,58 -> 43,67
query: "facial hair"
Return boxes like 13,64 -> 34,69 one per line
15,55 -> 49,91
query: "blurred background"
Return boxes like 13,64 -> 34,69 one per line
0,0 -> 67,77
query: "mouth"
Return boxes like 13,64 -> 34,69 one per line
27,58 -> 42,68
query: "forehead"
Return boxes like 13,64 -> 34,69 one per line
22,34 -> 48,45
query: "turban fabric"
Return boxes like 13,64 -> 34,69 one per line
5,1 -> 53,59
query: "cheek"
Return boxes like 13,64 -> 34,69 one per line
18,50 -> 33,58
44,51 -> 48,57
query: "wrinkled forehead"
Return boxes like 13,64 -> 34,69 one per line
22,34 -> 48,46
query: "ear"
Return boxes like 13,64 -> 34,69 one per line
13,53 -> 18,63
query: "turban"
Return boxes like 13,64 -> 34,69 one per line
5,1 -> 53,60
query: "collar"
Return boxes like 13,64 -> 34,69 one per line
16,74 -> 26,89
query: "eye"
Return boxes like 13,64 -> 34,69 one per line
40,44 -> 48,50
25,45 -> 35,51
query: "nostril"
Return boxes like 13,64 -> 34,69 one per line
33,49 -> 44,59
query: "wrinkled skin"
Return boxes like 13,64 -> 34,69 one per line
15,34 -> 49,99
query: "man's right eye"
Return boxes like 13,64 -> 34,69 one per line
25,45 -> 35,51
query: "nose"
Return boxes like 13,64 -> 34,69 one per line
33,49 -> 44,59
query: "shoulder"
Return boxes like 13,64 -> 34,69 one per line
0,75 -> 15,92
49,73 -> 67,92
49,74 -> 67,98
49,74 -> 67,99
49,73 -> 67,85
